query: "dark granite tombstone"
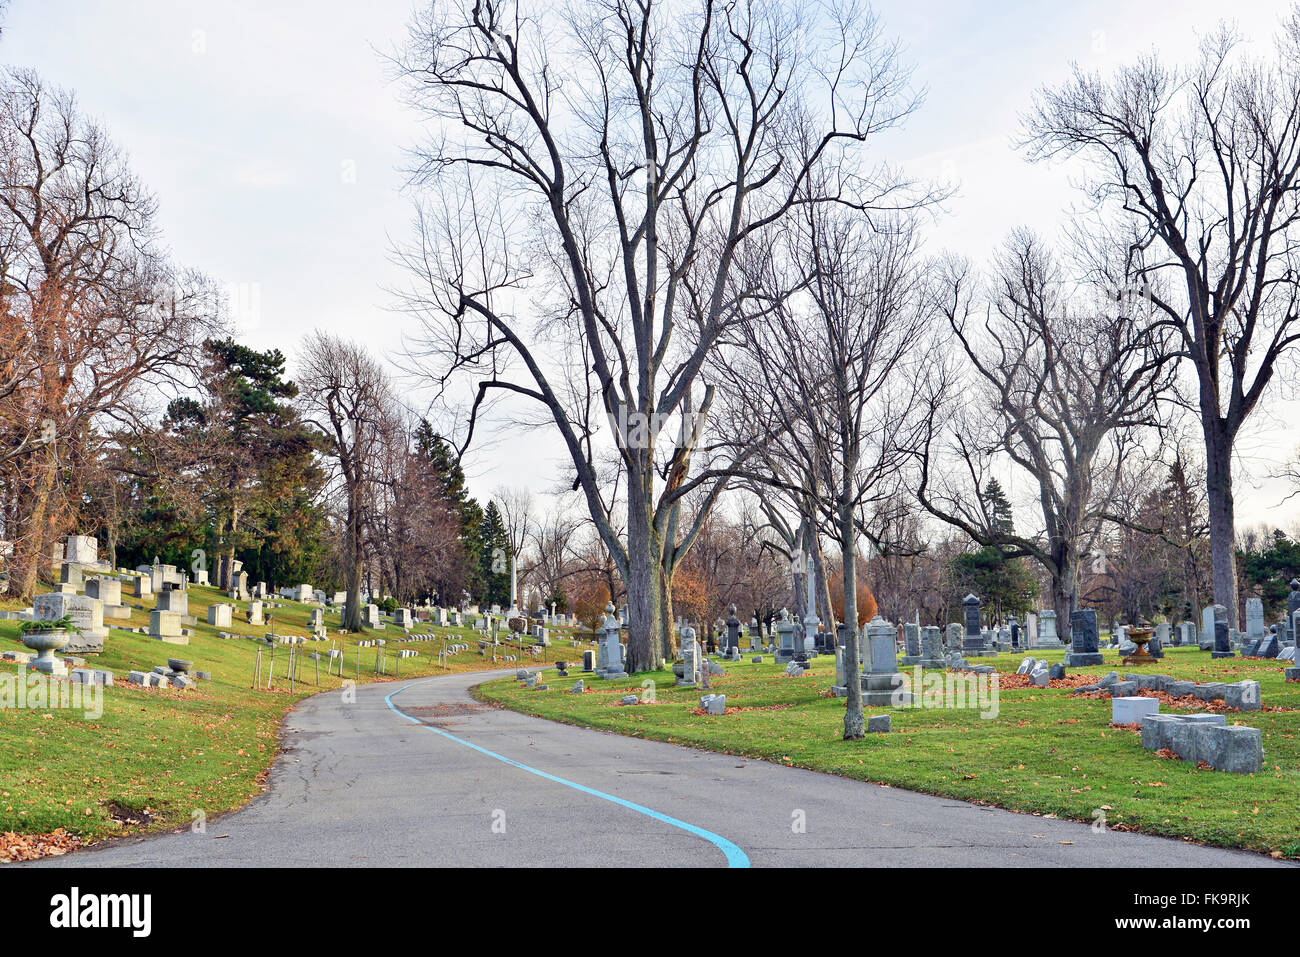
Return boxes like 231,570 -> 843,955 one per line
962,594 -> 984,655
1065,609 -> 1104,666
1212,620 -> 1235,659
724,604 -> 741,654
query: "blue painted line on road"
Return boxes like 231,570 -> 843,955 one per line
385,683 -> 751,868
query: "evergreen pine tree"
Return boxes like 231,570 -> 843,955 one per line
477,501 -> 512,607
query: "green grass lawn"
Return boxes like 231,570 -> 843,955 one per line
475,645 -> 1300,858
0,584 -> 592,845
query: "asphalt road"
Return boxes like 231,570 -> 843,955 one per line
29,669 -> 1290,868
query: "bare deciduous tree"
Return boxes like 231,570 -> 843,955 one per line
919,233 -> 1176,635
1022,11 -> 1300,626
0,68 -> 219,598
393,0 -> 923,670
492,483 -> 534,599
733,202 -> 933,738
298,334 -> 402,631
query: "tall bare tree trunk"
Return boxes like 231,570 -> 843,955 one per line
219,504 -> 240,591
814,536 -> 836,632
1050,539 -> 1078,642
792,513 -> 813,620
840,504 -> 864,739
1204,424 -> 1238,628
658,567 -> 675,661
15,458 -> 58,600
625,479 -> 663,672
343,484 -> 363,632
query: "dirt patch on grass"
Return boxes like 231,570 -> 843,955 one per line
105,801 -> 155,828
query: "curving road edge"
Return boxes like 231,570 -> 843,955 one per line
24,669 -> 1291,868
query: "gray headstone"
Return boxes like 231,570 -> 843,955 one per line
1245,597 -> 1265,639
724,605 -> 741,653
962,594 -> 983,655
944,622 -> 962,652
1039,609 -> 1058,640
1065,608 -> 1103,666
1287,579 -> 1300,643
1212,619 -> 1234,658
33,593 -> 107,654
866,617 -> 897,674
903,622 -> 921,657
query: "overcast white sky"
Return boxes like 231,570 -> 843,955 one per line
4,0 -> 1298,530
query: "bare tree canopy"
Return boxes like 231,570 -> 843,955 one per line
297,333 -> 403,631
1021,10 -> 1300,626
721,195 -> 935,735
0,67 -> 221,598
919,232 -> 1177,636
393,0 -> 926,669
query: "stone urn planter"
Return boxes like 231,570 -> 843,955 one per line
168,658 -> 193,674
22,628 -> 71,675
1122,627 -> 1156,665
